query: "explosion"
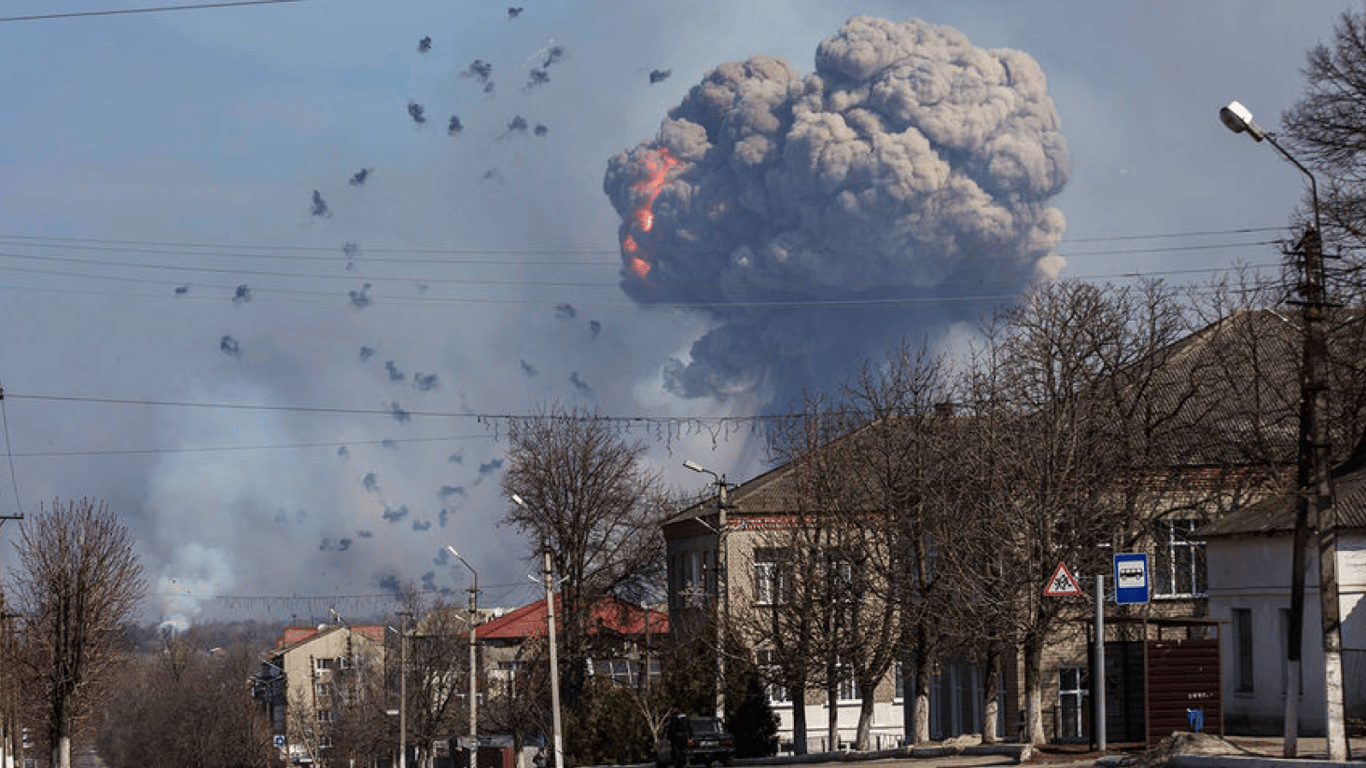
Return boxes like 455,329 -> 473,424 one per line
603,15 -> 1070,408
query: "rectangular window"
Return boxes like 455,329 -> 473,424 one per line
316,709 -> 332,723
757,649 -> 787,704
1234,608 -> 1254,693
753,548 -> 788,606
1058,668 -> 1088,740
836,664 -> 859,702
1152,519 -> 1207,598
315,682 -> 333,699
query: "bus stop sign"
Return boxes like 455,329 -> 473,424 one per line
1113,553 -> 1150,604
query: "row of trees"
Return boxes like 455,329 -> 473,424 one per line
741,273 -> 1366,749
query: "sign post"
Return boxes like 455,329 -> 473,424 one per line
1043,562 -> 1083,597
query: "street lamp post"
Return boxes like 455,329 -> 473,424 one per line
1220,99 -> 1346,760
447,546 -> 480,754
683,460 -> 729,722
396,612 -> 410,768
511,494 -> 565,768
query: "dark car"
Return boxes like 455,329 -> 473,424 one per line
656,715 -> 733,768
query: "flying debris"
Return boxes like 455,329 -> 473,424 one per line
477,458 -> 503,476
348,283 -> 372,309
389,402 -> 411,422
649,68 -> 671,84
447,115 -> 464,136
541,45 -> 564,68
381,439 -> 398,449
232,284 -> 252,304
439,508 -> 450,526
174,285 -> 189,296
342,241 -> 360,271
438,485 -> 465,500
382,505 -> 410,523
362,472 -> 380,493
569,372 -> 594,396
418,36 -> 432,53
554,303 -> 577,320
481,168 -> 501,182
219,335 -> 241,358
385,360 -> 405,381
463,59 -> 493,85
507,6 -> 522,18
448,451 -> 464,464
413,372 -> 438,391
407,101 -> 427,125
359,345 -> 375,362
348,167 -> 372,186
519,359 -> 537,377
500,115 -> 529,139
534,123 -> 548,137
357,529 -> 373,538
412,520 -> 432,532
525,68 -> 550,91
419,570 -> 437,589
603,16 -> 1070,408
310,190 -> 331,218
589,320 -> 601,339
338,538 -> 352,552
337,446 -> 349,458
377,574 -> 401,593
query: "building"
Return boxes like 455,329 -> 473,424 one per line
1200,461 -> 1366,735
254,623 -> 388,767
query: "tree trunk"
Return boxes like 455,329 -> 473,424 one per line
826,682 -> 839,752
791,686 -> 808,755
854,692 -> 875,750
53,735 -> 70,768
913,662 -> 931,744
981,648 -> 1001,744
1023,635 -> 1046,745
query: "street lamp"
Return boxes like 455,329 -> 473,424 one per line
446,546 -> 480,755
1220,98 -> 1345,760
511,494 -> 564,768
683,460 -> 729,721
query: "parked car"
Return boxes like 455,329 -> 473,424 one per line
656,715 -> 734,768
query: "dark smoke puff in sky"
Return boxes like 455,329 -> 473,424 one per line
602,16 -> 1069,407
418,36 -> 432,53
507,7 -> 522,19
310,190 -> 331,218
448,115 -> 464,136
349,167 -> 372,186
407,101 -> 427,125
219,335 -> 241,358
649,68 -> 671,84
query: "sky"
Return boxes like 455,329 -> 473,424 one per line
0,0 -> 1355,627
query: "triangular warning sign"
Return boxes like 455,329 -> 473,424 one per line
1043,562 -> 1083,597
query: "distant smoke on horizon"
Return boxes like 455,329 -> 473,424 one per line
603,15 -> 1070,410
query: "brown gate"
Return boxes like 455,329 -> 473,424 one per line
1145,639 -> 1222,746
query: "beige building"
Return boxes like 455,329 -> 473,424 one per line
255,623 -> 388,766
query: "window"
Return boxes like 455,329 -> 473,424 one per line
316,709 -> 333,723
1152,519 -> 1206,597
1058,668 -> 1088,740
757,649 -> 787,704
836,664 -> 860,703
1234,608 -> 1253,693
315,682 -> 333,699
753,548 -> 789,605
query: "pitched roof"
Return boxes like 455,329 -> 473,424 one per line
1199,461 -> 1366,538
476,594 -> 668,641
270,623 -> 386,654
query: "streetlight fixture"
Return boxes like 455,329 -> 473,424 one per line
446,546 -> 480,756
511,494 -> 564,768
1219,98 -> 1345,760
684,460 -> 729,721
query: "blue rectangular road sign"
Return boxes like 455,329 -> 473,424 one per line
1113,553 -> 1150,604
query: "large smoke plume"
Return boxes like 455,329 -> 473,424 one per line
604,16 -> 1069,408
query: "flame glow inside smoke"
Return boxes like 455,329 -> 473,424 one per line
621,148 -> 678,279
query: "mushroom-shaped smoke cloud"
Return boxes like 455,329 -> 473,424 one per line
603,16 -> 1069,408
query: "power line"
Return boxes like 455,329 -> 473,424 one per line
0,433 -> 490,458
0,0 -> 306,23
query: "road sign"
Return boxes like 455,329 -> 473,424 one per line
1043,561 -> 1083,597
274,735 -> 286,749
1113,553 -> 1150,604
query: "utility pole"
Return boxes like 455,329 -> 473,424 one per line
542,540 -> 564,768
1296,224 -> 1348,760
397,611 -> 410,768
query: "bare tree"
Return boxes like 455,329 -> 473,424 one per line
501,404 -> 673,705
9,498 -> 146,768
